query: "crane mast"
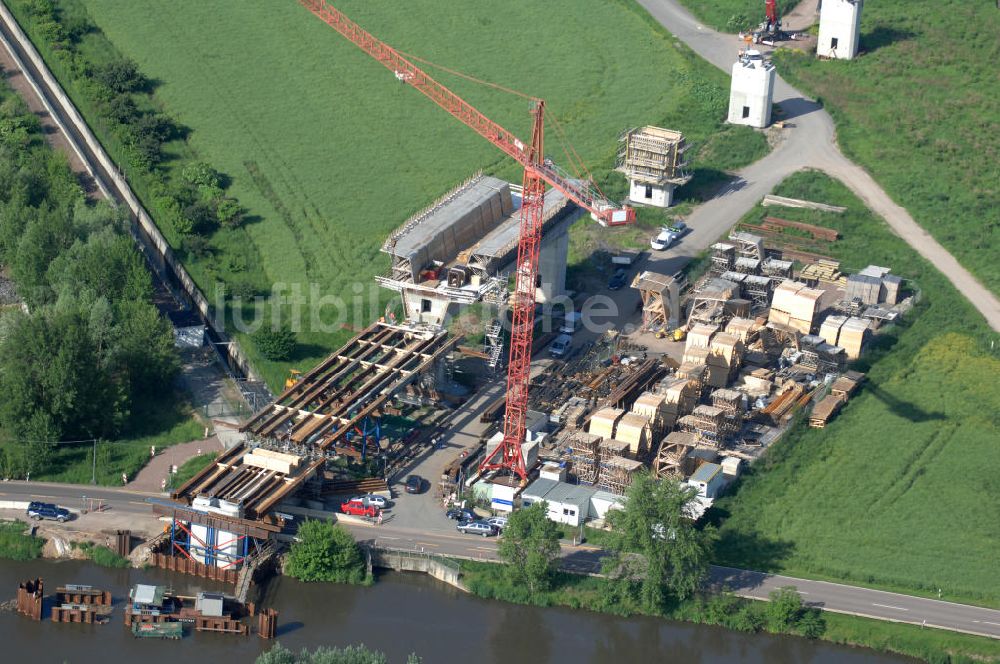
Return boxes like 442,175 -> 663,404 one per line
300,0 -> 634,481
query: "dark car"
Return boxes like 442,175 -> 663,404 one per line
608,268 -> 628,291
446,508 -> 476,522
404,475 -> 423,494
26,502 -> 70,522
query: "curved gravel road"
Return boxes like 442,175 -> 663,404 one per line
635,0 -> 1000,332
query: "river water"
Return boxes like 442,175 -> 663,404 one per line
0,559 -> 914,663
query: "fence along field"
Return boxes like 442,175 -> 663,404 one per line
69,0 -> 766,388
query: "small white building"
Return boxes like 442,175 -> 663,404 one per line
522,478 -> 594,527
728,50 -> 776,129
686,462 -> 727,499
589,490 -> 624,521
817,0 -> 863,60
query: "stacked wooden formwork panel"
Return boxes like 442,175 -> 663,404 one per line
678,405 -> 740,447
631,392 -> 670,441
725,317 -> 758,345
566,431 -> 602,485
613,413 -> 649,457
838,317 -> 871,359
598,456 -> 645,495
600,438 -> 631,462
711,388 -> 746,415
588,407 -> 625,439
654,430 -> 698,479
768,281 -> 823,335
655,377 -> 700,429
709,332 -> 745,386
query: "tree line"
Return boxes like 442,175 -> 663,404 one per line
0,85 -> 178,477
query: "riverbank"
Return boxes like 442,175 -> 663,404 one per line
454,559 -> 1000,663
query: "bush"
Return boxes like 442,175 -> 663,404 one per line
78,541 -> 130,568
92,57 -> 146,94
181,161 -> 221,189
253,325 -> 296,361
0,520 -> 44,560
285,520 -> 369,585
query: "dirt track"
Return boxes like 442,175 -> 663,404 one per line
635,0 -> 1000,332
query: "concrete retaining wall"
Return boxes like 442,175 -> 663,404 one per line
368,547 -> 466,592
0,500 -> 29,510
0,2 -> 260,381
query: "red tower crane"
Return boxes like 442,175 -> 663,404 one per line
300,0 -> 635,481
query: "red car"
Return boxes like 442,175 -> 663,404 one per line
341,498 -> 379,518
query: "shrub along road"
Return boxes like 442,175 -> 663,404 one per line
633,0 -> 1000,332
3,480 -> 1000,640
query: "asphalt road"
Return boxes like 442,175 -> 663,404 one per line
5,481 -> 1000,639
633,0 -> 1000,332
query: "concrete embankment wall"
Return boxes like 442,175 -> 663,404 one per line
368,548 -> 467,592
0,1 -> 260,382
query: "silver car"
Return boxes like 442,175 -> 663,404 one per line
486,516 -> 508,532
358,494 -> 389,509
457,520 -> 495,537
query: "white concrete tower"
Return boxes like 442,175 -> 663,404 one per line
728,50 -> 776,128
817,0 -> 863,60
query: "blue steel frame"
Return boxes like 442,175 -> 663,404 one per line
340,413 -> 381,461
169,517 -> 259,570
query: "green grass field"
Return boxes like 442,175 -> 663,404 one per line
712,170 -> 1000,606
676,0 -> 798,31
38,0 -> 768,389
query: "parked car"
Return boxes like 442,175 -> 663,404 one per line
26,502 -> 70,522
608,268 -> 629,290
549,333 -> 573,358
341,498 -> 379,518
668,220 -> 689,235
559,311 -> 583,335
456,520 -> 496,537
446,508 -> 476,522
357,494 -> 389,509
650,227 -> 678,251
486,516 -> 508,532
404,475 -> 423,494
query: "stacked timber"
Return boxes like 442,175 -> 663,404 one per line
809,394 -> 844,428
831,371 -> 865,399
686,324 -> 719,350
799,260 -> 842,284
708,332 -> 744,385
656,377 -> 699,428
711,388 -> 745,415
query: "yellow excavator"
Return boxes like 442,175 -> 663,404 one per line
655,325 -> 688,342
284,369 -> 302,390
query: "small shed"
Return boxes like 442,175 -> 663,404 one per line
131,584 -> 165,610
589,490 -> 624,520
687,462 -> 726,499
196,592 -> 225,617
522,478 -> 594,527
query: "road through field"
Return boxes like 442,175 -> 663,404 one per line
634,0 -> 1000,332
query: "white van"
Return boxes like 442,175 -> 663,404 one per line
549,334 -> 573,358
560,311 -> 583,335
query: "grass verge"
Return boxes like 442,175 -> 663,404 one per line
675,0 -> 799,32
0,520 -> 44,560
710,170 -> 1000,607
75,540 -> 130,568
170,451 -> 218,490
